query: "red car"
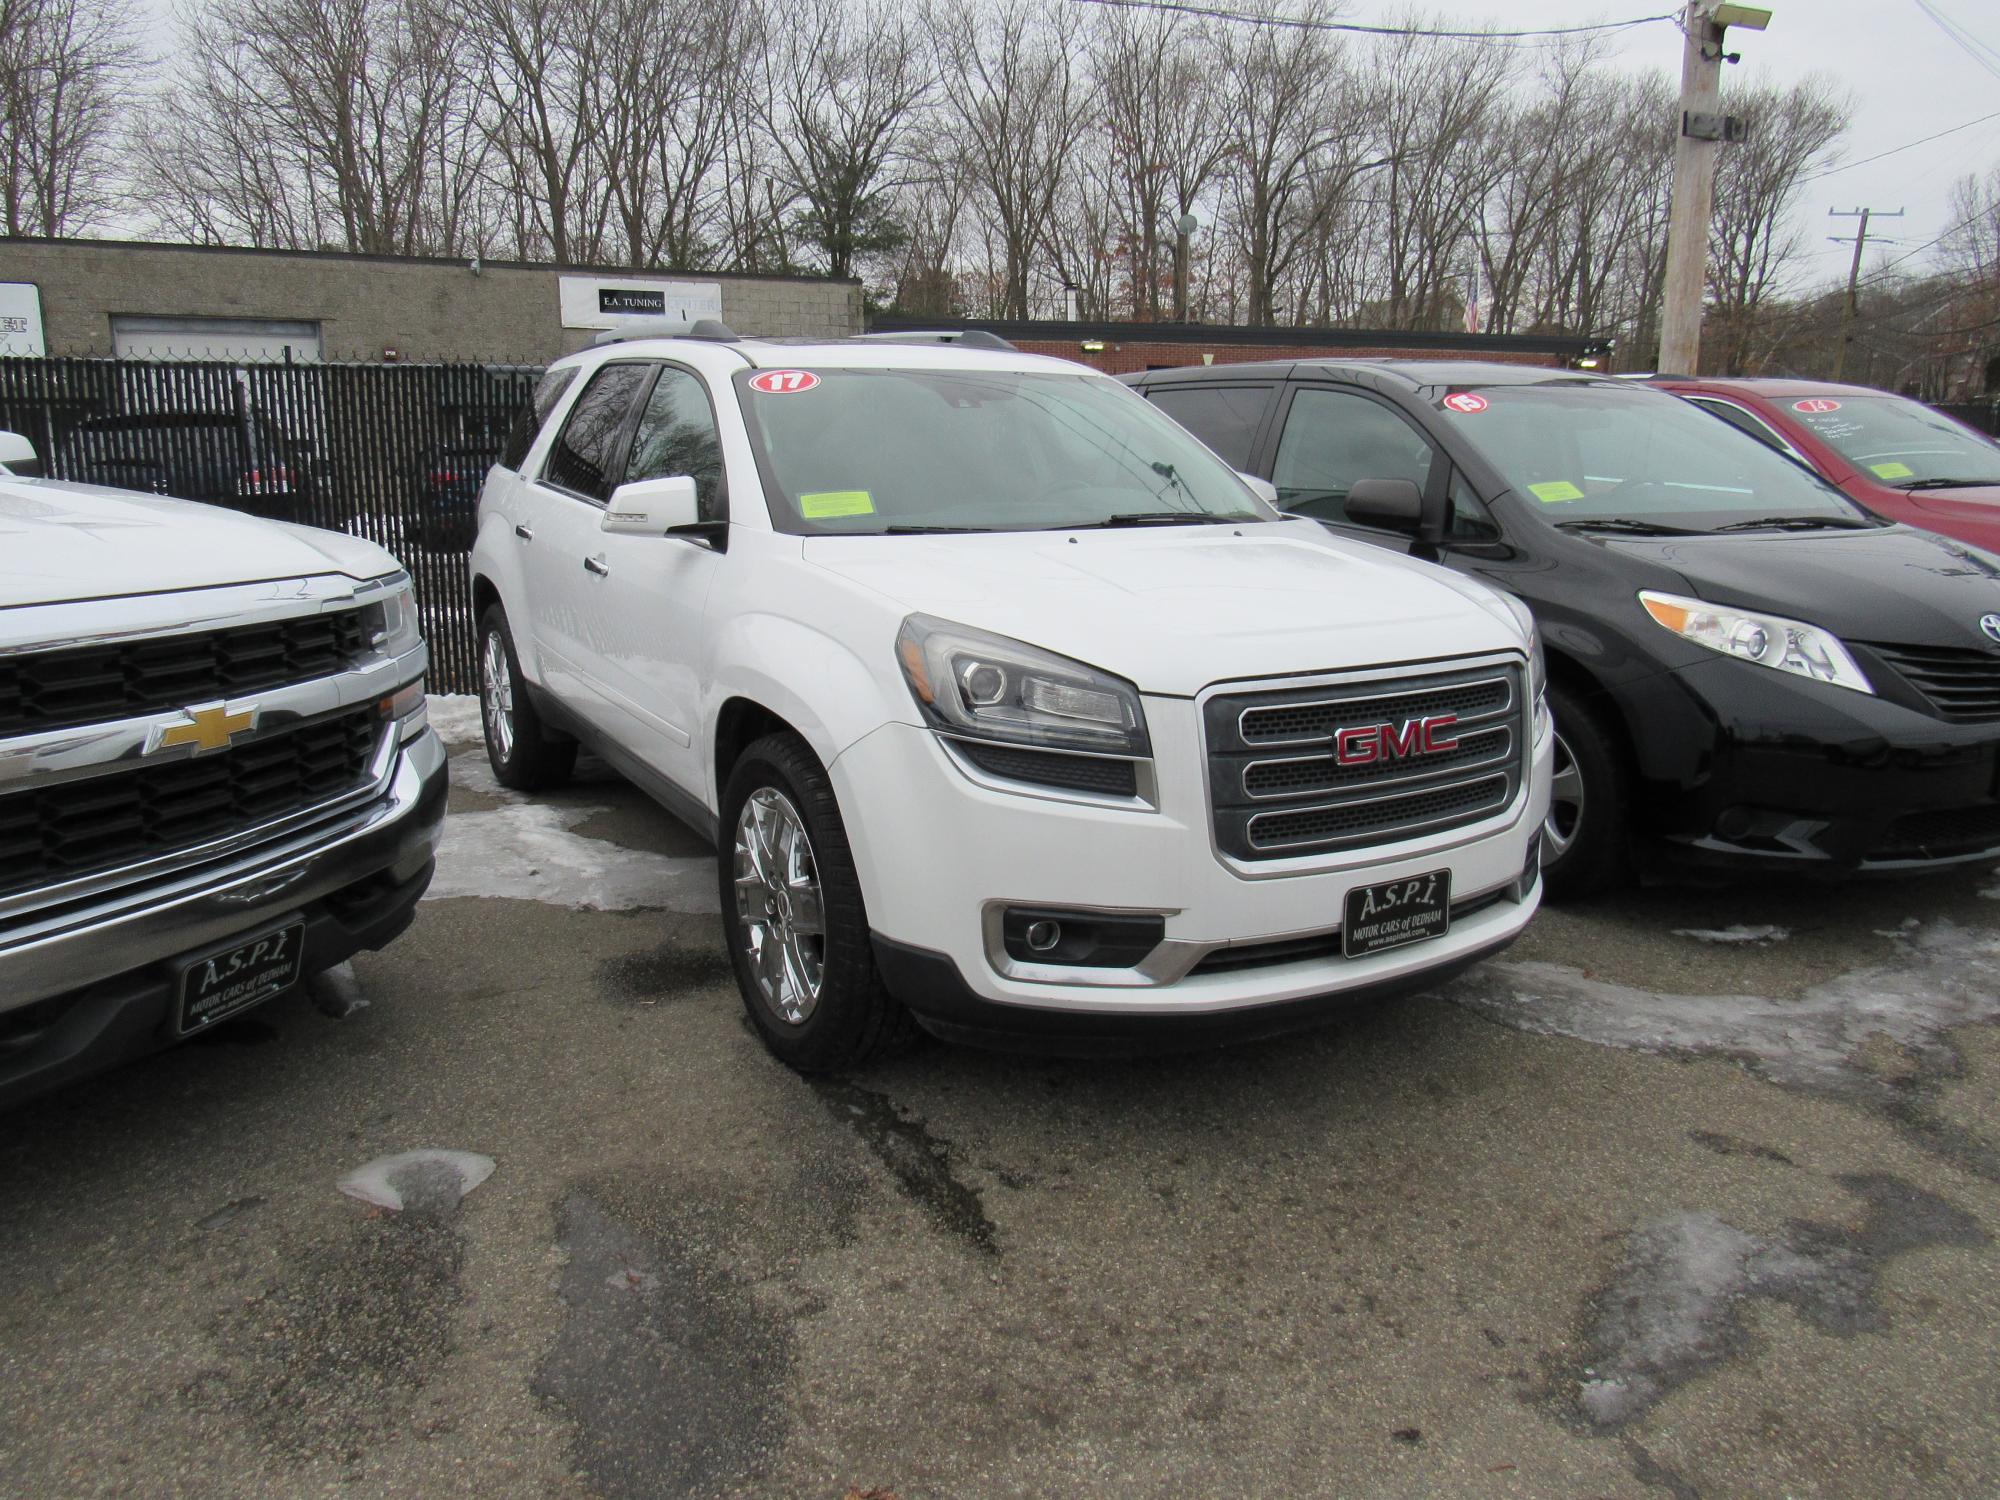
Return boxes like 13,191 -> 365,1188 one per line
1652,377 -> 2000,552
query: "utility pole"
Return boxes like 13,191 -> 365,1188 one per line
1829,206 -> 1903,381
1658,2 -> 1770,375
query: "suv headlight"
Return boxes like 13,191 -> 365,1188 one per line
1639,590 -> 1873,694
895,614 -> 1151,756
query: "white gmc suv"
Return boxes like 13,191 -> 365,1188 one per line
470,325 -> 1551,1070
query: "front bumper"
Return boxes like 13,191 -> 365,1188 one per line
1608,655 -> 2000,872
0,730 -> 447,1105
832,693 -> 1549,1033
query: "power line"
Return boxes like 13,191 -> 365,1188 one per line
1915,0 -> 2000,83
1066,0 -> 1679,44
1800,109 -> 2000,184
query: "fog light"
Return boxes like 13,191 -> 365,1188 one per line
999,907 -> 1165,968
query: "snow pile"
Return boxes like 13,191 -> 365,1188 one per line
338,1149 -> 496,1216
1671,924 -> 1790,944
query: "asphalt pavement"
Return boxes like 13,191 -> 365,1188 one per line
3,712 -> 1997,1499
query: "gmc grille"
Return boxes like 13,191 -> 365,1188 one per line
0,705 -> 384,902
1861,641 -> 2000,724
1205,664 -> 1525,860
0,609 -> 373,740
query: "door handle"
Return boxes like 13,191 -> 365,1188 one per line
583,555 -> 609,577
514,523 -> 534,540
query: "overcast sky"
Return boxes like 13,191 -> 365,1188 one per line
134,0 -> 1998,291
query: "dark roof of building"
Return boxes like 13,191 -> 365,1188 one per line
1126,358 -> 1609,388
867,314 -> 1612,358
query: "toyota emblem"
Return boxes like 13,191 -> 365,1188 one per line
1981,614 -> 2000,645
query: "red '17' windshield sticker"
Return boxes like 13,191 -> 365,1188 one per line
749,370 -> 820,395
1792,398 -> 1841,414
1443,392 -> 1488,414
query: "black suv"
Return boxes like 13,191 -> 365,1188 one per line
1126,360 -> 2000,894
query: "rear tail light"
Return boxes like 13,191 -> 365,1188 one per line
428,469 -> 460,485
237,466 -> 297,495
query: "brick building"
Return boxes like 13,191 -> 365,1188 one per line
867,315 -> 1614,375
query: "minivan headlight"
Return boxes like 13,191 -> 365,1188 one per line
1639,590 -> 1873,694
895,614 -> 1151,756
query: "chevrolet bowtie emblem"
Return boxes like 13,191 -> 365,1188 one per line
152,701 -> 260,755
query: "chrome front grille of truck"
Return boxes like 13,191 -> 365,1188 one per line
0,705 -> 387,903
0,608 -> 373,739
1205,663 -> 1526,861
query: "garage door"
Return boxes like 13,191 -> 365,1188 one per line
111,316 -> 324,363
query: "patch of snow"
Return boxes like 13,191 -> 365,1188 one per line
1671,924 -> 1790,944
305,960 -> 369,1018
338,1149 -> 495,1216
430,728 -> 717,913
1449,918 -> 2000,1098
427,693 -> 484,746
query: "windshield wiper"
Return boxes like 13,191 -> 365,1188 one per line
879,524 -> 987,534
1071,511 -> 1247,529
1898,478 -> 1994,491
1706,515 -> 1875,533
1551,517 -> 1701,536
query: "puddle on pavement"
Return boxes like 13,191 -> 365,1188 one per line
812,1079 -> 998,1257
1571,1174 -> 1986,1431
595,940 -> 731,1004
534,1190 -> 787,1500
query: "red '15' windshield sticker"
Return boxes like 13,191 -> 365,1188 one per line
1443,392 -> 1488,414
749,370 -> 820,395
1793,398 -> 1841,414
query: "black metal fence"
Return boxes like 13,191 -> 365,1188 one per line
0,357 -> 541,692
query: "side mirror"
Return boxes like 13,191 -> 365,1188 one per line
1236,471 -> 1279,507
1344,477 -> 1448,541
603,475 -> 699,537
0,430 -> 40,477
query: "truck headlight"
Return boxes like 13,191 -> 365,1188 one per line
895,614 -> 1151,756
1639,590 -> 1873,694
367,574 -> 422,658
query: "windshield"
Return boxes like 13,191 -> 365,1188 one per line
1786,393 -> 2000,488
736,368 -> 1274,534
1443,383 -> 1876,532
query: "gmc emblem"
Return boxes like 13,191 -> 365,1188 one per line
1334,713 -> 1460,767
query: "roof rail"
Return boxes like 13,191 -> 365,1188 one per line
591,317 -> 739,346
857,329 -> 1018,352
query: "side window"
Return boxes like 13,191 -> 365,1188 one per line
625,366 -> 727,521
499,366 -> 579,471
1143,384 -> 1275,470
541,364 -> 650,502
1446,471 -> 1501,543
1688,397 -> 1791,456
1271,387 -> 1436,524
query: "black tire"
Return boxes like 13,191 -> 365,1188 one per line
718,732 -> 918,1072
477,603 -> 577,791
1541,680 -> 1631,900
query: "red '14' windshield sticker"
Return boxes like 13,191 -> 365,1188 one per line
1792,398 -> 1841,414
1443,392 -> 1488,414
749,370 -> 820,395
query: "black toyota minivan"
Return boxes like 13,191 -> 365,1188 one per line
1126,360 -> 2000,895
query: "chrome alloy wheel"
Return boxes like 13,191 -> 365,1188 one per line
1544,726 -> 1585,860
481,629 -> 515,762
733,787 -> 826,1025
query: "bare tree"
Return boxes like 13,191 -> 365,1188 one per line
758,0 -> 929,279
0,0 -> 143,234
1707,75 -> 1850,373
1214,6 -> 1369,325
932,0 -> 1089,319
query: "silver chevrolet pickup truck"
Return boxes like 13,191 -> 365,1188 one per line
0,433 -> 447,1105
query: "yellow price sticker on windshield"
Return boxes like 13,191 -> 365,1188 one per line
1870,462 -> 1914,480
1528,481 -> 1586,503
799,490 -> 875,519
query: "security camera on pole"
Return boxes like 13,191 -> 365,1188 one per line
1657,1 -> 1770,376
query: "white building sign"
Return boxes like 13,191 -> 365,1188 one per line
558,275 -> 723,330
0,282 -> 46,356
